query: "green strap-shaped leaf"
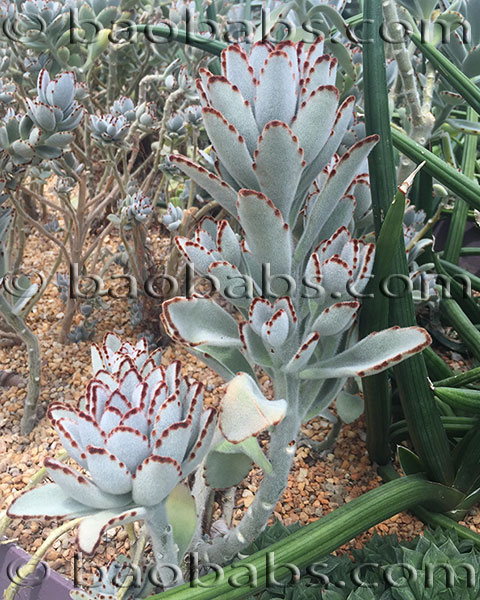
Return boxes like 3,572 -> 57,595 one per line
359,0 -> 397,467
411,32 -> 480,114
391,127 -> 480,211
152,476 -> 466,600
443,107 -> 478,264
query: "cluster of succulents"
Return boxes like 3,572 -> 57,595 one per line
2,0 -> 475,595
162,202 -> 184,232
165,112 -> 187,141
111,97 -> 157,132
0,108 -> 37,166
112,96 -> 137,122
26,70 -> 85,132
17,0 -> 71,43
0,69 -> 85,167
82,0 -> 122,28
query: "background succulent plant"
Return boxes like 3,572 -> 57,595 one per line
403,202 -> 439,306
112,96 -> 137,122
90,113 -> 130,146
26,69 -> 84,133
70,553 -> 152,600
120,188 -> 153,226
162,202 -> 184,232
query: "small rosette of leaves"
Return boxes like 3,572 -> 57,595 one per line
17,0 -> 71,49
185,105 -> 202,127
165,112 -> 187,141
0,108 -> 37,166
162,202 -> 184,232
119,188 -> 153,226
21,69 -> 85,159
90,113 -> 130,146
171,38 -> 366,225
111,96 -> 137,122
135,101 -> 157,131
8,333 -> 217,556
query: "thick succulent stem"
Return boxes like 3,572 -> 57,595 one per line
196,408 -> 302,564
0,294 -> 40,434
59,295 -> 76,344
383,0 -> 434,182
146,503 -> 184,589
190,457 -> 213,549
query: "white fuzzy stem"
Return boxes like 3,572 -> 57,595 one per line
145,503 -> 184,589
195,408 -> 302,565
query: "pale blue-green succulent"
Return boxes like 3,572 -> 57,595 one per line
112,96 -> 137,122
90,113 -> 130,146
163,41 -> 432,563
403,203 -> 438,306
162,202 -> 184,232
70,555 -> 149,600
165,112 -> 187,140
0,78 -> 15,104
135,101 -> 157,131
8,333 -> 217,563
120,189 -> 153,225
21,68 -> 85,158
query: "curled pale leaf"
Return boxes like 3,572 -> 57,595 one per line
219,373 -> 287,443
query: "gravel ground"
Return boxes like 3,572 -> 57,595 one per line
1,225 -> 479,584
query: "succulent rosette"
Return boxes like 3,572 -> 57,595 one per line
111,96 -> 137,122
170,37 -> 377,224
8,333 -> 217,555
162,202 -> 184,232
26,69 -> 84,134
90,113 -> 130,146
121,189 -> 153,225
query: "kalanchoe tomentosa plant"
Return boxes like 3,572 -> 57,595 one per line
162,202 -> 184,232
90,113 -> 130,146
8,333 -> 217,585
120,188 -> 153,225
163,39 -> 432,564
0,69 -> 85,166
28,69 -> 84,127
112,96 -> 137,122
